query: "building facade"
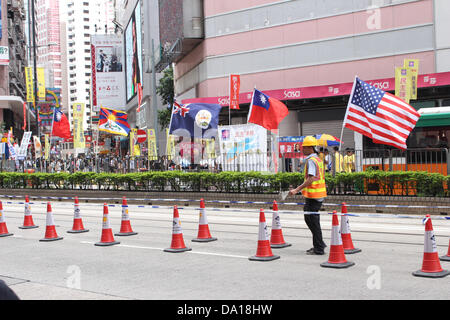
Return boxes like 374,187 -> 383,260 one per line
176,0 -> 450,152
0,0 -> 27,137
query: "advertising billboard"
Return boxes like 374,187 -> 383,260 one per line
125,0 -> 143,102
91,35 -> 126,111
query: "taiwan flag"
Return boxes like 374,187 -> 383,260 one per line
52,109 -> 71,140
248,89 -> 289,131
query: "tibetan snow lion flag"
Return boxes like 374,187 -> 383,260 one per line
248,89 -> 289,131
169,102 -> 222,138
343,77 -> 420,150
98,107 -> 131,136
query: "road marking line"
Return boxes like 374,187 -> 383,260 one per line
80,241 -> 248,259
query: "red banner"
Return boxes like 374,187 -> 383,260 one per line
22,103 -> 27,130
229,75 -> 240,110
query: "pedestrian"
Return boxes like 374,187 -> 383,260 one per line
333,146 -> 344,173
288,136 -> 327,255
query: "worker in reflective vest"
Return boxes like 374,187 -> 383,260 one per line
288,136 -> 327,255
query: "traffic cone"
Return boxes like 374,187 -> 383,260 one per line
40,202 -> 63,242
192,199 -> 217,242
321,211 -> 355,269
270,200 -> 291,249
95,204 -> 120,247
0,201 -> 13,237
249,209 -> 280,261
67,197 -> 89,234
441,239 -> 450,262
115,197 -> 138,236
19,195 -> 38,229
413,215 -> 449,278
340,203 -> 361,254
164,206 -> 191,253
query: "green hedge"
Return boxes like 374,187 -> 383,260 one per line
0,171 -> 448,197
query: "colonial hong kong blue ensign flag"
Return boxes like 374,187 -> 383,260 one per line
169,102 -> 222,137
248,89 -> 289,131
343,77 -> 420,150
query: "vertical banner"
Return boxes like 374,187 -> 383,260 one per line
91,35 -> 126,111
166,129 -> 175,160
229,75 -> 241,110
404,59 -> 419,100
17,132 -> 32,158
33,136 -> 42,159
72,103 -> 86,149
22,102 -> 27,130
130,129 -> 136,158
25,67 -> 34,103
44,134 -> 50,160
147,129 -> 157,160
395,67 -> 412,104
37,67 -> 46,101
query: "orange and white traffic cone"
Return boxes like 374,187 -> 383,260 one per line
40,202 -> 63,242
0,201 -> 13,238
164,206 -> 191,253
321,211 -> 355,269
115,197 -> 138,236
67,197 -> 89,234
270,201 -> 291,249
340,203 -> 361,254
249,209 -> 280,262
413,215 -> 449,278
192,199 -> 217,243
441,239 -> 450,262
95,203 -> 120,247
19,195 -> 38,229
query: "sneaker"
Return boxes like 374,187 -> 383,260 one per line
306,248 -> 315,253
306,250 -> 325,255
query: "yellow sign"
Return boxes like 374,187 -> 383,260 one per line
44,134 -> 50,160
166,129 -> 176,160
37,67 -> 46,101
404,59 -> 419,100
147,129 -> 158,160
130,129 -> 136,158
72,103 -> 86,149
25,67 -> 34,103
395,67 -> 412,104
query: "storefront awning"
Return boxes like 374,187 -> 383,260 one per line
416,113 -> 450,128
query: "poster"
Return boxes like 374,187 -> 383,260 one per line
218,124 -> 268,172
125,0 -> 143,102
0,46 -> 9,65
278,136 -> 304,159
17,132 -> 32,158
72,103 -> 85,149
91,35 -> 126,111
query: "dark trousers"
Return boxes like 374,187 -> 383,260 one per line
304,198 -> 326,253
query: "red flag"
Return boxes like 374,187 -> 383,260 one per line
248,89 -> 289,131
137,83 -> 143,112
22,102 -> 27,130
52,109 -> 71,139
229,75 -> 240,110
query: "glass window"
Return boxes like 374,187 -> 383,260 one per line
407,127 -> 450,149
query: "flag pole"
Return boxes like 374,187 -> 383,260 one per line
339,76 -> 358,154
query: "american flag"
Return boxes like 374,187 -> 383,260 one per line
343,77 -> 421,150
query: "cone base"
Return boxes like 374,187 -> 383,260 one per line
192,237 -> 217,243
19,225 -> 38,229
40,237 -> 63,242
115,232 -> 138,237
344,248 -> 362,254
321,261 -> 355,269
249,255 -> 280,262
95,241 -> 120,247
0,233 -> 14,238
270,243 -> 292,249
440,255 -> 450,262
412,269 -> 450,278
164,247 -> 192,253
67,229 -> 90,234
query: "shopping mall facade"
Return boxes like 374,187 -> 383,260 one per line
174,0 -> 450,155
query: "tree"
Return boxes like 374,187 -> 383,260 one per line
156,65 -> 174,130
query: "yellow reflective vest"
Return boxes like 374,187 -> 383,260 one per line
302,156 -> 327,199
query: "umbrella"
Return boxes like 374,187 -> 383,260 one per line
314,134 -> 342,147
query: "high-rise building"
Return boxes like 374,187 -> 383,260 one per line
61,0 -> 116,131
0,0 -> 28,136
